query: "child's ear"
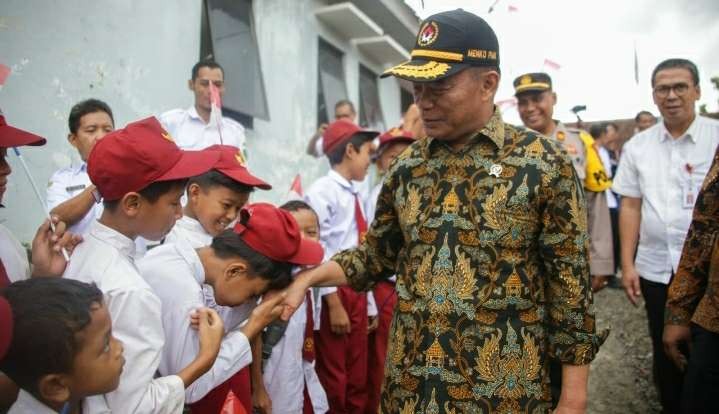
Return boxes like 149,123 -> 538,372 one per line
187,183 -> 201,203
225,261 -> 249,282
120,192 -> 142,217
37,374 -> 71,407
345,143 -> 357,159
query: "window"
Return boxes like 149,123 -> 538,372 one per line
358,65 -> 385,131
203,0 -> 269,122
317,38 -> 348,126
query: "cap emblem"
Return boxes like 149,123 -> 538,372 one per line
235,151 -> 246,166
417,21 -> 439,47
161,131 -> 174,142
520,75 -> 532,85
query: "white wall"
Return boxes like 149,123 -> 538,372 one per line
0,0 -> 408,243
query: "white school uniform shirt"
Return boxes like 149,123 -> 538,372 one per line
612,115 -> 719,284
62,221 -> 184,414
8,389 -> 76,414
139,240 -> 255,404
46,163 -> 102,235
304,170 -> 376,327
0,223 -> 30,282
159,106 -> 246,152
263,289 -> 329,414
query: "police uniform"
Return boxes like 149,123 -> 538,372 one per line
514,73 -> 614,277
46,163 -> 102,235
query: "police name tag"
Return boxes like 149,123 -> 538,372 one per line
681,184 -> 696,209
66,184 -> 86,192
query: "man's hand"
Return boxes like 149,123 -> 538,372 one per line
31,216 -> 82,277
368,315 -> 379,333
621,265 -> 642,306
663,324 -> 691,371
252,383 -> 272,414
281,274 -> 313,321
242,293 -> 286,340
329,299 -> 351,335
591,275 -> 610,293
196,307 -> 224,363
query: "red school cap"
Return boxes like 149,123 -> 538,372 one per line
377,127 -> 415,152
87,117 -> 220,201
322,119 -> 378,155
0,110 -> 46,148
204,145 -> 272,190
233,203 -> 324,266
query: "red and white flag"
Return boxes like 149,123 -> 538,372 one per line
496,97 -> 517,109
0,64 -> 11,90
287,174 -> 304,201
209,81 -> 224,144
543,58 -> 561,71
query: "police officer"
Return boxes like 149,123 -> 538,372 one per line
515,72 -> 614,291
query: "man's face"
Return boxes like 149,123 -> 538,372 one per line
188,184 -> 250,237
0,149 -> 11,204
69,111 -> 114,161
189,67 -> 225,113
334,104 -> 356,123
652,68 -> 700,126
136,185 -> 185,241
517,90 -> 556,134
636,114 -> 656,132
412,69 -> 489,142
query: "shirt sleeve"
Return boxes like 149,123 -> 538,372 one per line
104,288 -> 185,414
611,144 -> 641,198
665,149 -> 719,326
161,301 -> 252,404
305,186 -> 338,297
539,149 -> 607,365
367,291 -> 378,317
332,168 -> 404,292
46,170 -> 69,211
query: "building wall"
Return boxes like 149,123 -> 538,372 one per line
0,0 -> 411,243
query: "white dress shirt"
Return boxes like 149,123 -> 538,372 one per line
139,240 -> 254,404
8,390 -> 72,414
613,115 -> 719,284
63,221 -> 185,414
164,215 -> 212,248
46,163 -> 102,235
159,106 -> 246,152
263,290 -> 329,414
0,223 -> 30,282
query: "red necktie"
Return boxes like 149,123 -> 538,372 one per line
354,194 -> 367,244
0,259 -> 10,288
302,290 -> 315,362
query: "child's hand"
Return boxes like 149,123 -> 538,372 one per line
368,316 -> 379,333
196,307 -> 224,361
242,293 -> 286,340
329,301 -> 351,335
30,217 -> 83,277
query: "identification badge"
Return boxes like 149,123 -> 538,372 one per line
682,184 -> 696,209
65,184 -> 86,192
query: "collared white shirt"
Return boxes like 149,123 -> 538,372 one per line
8,389 -> 73,414
139,240 -> 254,404
164,216 -> 212,248
613,115 -> 719,284
263,289 -> 329,414
0,223 -> 30,282
159,106 -> 246,152
46,163 -> 102,235
63,221 -> 185,414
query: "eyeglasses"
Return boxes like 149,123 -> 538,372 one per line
653,83 -> 691,98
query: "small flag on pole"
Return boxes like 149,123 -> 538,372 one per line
508,5 -> 519,12
209,81 -> 224,144
543,58 -> 561,71
0,64 -> 11,89
287,174 -> 304,201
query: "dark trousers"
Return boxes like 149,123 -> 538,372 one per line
640,278 -> 683,413
681,324 -> 719,413
609,208 -> 620,274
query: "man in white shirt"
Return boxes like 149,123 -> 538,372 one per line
613,58 -> 719,413
159,60 -> 247,152
47,99 -> 114,236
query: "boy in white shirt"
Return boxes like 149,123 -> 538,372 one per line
304,119 -> 378,413
140,203 -> 323,414
62,117 -> 225,413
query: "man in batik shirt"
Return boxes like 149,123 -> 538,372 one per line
284,9 -> 605,414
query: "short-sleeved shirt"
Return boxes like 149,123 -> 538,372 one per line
333,109 -> 604,412
46,163 -> 102,235
612,115 -> 719,284
0,224 -> 30,282
159,106 -> 246,152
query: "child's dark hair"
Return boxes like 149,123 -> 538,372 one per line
280,200 -> 314,214
103,178 -> 188,211
188,170 -> 255,195
68,99 -> 114,134
327,133 -> 374,166
0,278 -> 103,394
211,229 -> 293,290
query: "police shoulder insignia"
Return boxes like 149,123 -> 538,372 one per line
417,21 -> 439,47
556,131 -> 566,141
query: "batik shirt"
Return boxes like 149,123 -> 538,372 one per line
666,145 -> 719,334
333,109 -> 605,413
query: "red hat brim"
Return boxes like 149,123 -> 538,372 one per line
0,116 -> 46,148
155,149 -> 221,182
287,238 -> 324,266
0,297 -> 13,361
217,167 -> 272,190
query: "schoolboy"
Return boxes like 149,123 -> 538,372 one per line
304,119 -> 378,412
140,202 -> 323,413
364,127 -> 415,414
62,117 -> 224,413
1,278 -> 124,414
47,99 -> 114,235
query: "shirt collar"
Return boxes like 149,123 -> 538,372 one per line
75,162 -> 88,175
187,106 -> 202,121
327,169 -> 356,193
177,215 -> 208,235
659,115 -> 699,143
88,221 -> 137,260
10,390 -> 60,414
175,238 -> 206,285
427,106 -> 506,152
